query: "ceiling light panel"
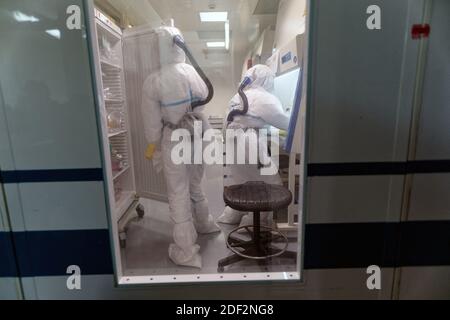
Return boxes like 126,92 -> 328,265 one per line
200,11 -> 228,22
206,41 -> 226,48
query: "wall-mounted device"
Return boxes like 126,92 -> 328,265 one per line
269,34 -> 305,153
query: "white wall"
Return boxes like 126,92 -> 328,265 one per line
274,0 -> 307,49
203,69 -> 236,119
108,0 -> 163,27
236,0 -> 306,77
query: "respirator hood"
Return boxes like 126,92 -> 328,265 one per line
243,65 -> 276,92
155,26 -> 186,65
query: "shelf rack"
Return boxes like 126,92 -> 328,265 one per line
94,9 -> 136,223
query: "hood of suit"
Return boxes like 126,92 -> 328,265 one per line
156,26 -> 186,65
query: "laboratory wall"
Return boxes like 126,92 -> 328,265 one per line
305,0 -> 448,299
0,0 -> 111,299
0,216 -> 21,300
274,0 -> 307,49
201,69 -> 236,120
0,0 -> 449,300
0,18 -> 21,300
101,0 -> 162,27
303,0 -> 422,299
0,91 -> 21,299
398,0 -> 450,299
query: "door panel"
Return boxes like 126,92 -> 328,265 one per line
0,52 -> 21,301
415,0 -> 450,160
309,0 -> 423,163
0,0 -> 110,299
123,28 -> 168,201
400,0 -> 450,300
0,0 -> 102,170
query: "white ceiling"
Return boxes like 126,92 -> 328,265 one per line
99,0 -> 278,84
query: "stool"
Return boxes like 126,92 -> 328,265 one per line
218,181 -> 297,272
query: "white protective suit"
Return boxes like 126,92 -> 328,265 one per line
141,27 -> 219,269
218,65 -> 290,227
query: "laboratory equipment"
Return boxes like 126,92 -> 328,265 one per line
91,8 -> 142,251
268,34 -> 306,231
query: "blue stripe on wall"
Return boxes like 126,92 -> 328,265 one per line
0,161 -> 449,277
398,221 -> 450,267
308,160 -> 450,177
0,232 -> 19,277
0,160 -> 448,184
0,169 -> 104,184
407,160 -> 450,175
305,221 -> 450,269
304,223 -> 399,269
2,221 -> 449,277
308,162 -> 406,177
12,230 -> 113,277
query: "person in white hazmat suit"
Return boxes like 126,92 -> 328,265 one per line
218,64 -> 290,228
141,26 -> 220,269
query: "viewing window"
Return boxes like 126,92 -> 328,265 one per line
89,0 -> 308,285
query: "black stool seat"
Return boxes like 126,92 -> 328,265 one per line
224,181 -> 292,212
218,182 -> 297,273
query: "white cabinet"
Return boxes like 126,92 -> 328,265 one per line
90,8 -> 169,252
91,9 -> 139,247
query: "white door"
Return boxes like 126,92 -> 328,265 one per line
123,27 -> 168,202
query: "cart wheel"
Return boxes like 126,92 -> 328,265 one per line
136,204 -> 145,219
218,266 -> 225,273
